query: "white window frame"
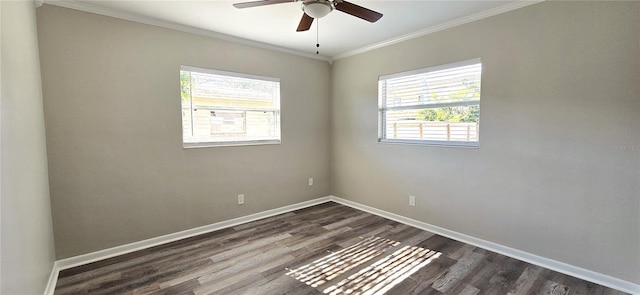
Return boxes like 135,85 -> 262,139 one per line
378,59 -> 481,148
180,65 -> 281,148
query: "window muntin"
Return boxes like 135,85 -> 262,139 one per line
378,59 -> 481,147
180,66 -> 281,147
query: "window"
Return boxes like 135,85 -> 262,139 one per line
180,66 -> 281,147
378,59 -> 481,147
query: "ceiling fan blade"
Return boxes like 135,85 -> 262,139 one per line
334,0 -> 383,23
296,13 -> 314,32
233,0 -> 294,9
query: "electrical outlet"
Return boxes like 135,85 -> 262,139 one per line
308,178 -> 314,186
409,195 -> 416,207
238,194 -> 245,205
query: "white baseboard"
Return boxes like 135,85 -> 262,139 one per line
327,196 -> 640,295
54,196 -> 330,273
45,197 -> 332,294
44,261 -> 60,295
46,195 -> 639,295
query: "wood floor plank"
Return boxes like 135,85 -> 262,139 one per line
432,247 -> 486,293
54,202 -> 630,295
507,266 -> 548,295
537,280 -> 570,295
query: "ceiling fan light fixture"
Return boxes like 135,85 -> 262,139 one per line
303,0 -> 333,19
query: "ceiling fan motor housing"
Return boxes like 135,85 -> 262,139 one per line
302,0 -> 333,19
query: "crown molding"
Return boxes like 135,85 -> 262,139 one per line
332,0 -> 544,60
39,1 -> 544,63
40,0 -> 332,62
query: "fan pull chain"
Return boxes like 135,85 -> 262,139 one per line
316,19 -> 320,55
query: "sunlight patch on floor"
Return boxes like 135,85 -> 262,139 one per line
286,236 -> 399,288
286,236 -> 441,294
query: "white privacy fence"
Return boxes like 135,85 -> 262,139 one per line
386,120 -> 479,142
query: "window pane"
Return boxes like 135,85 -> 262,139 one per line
378,59 -> 481,146
382,105 -> 479,142
379,62 -> 481,108
190,72 -> 279,108
180,66 -> 281,147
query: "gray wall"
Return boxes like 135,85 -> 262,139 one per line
331,1 -> 639,284
34,0 -> 640,286
1,1 -> 57,294
36,5 -> 331,259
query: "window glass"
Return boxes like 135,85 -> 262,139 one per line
181,66 -> 281,147
378,59 -> 481,147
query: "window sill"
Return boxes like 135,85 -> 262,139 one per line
378,139 -> 479,148
183,139 -> 281,149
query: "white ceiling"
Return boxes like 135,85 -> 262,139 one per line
42,0 -> 541,60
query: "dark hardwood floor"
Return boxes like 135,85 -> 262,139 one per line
55,202 -> 628,295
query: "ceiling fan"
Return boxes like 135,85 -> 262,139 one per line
232,0 -> 383,32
